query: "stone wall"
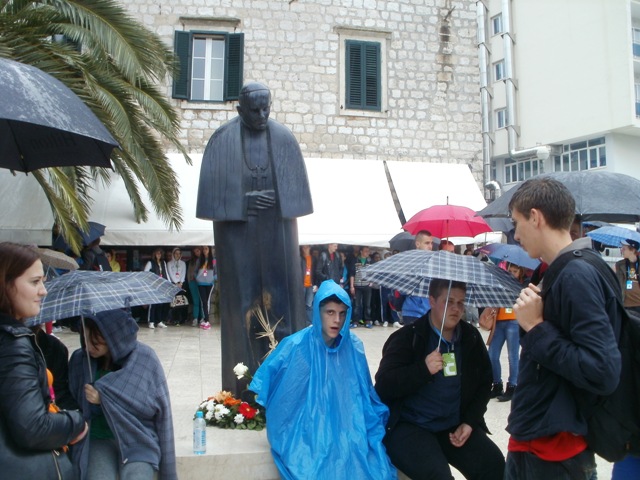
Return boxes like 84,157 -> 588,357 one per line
122,0 -> 482,180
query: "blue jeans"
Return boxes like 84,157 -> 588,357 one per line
353,286 -> 372,322
87,438 -> 155,480
488,319 -> 519,385
613,454 -> 640,479
303,286 -> 314,324
188,280 -> 202,320
505,450 -> 596,480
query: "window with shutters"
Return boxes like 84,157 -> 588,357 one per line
345,40 -> 381,111
336,27 -> 389,118
172,31 -> 243,102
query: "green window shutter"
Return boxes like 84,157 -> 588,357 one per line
224,33 -> 244,101
364,42 -> 381,110
173,31 -> 191,99
345,40 -> 381,111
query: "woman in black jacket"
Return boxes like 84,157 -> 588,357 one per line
0,242 -> 87,479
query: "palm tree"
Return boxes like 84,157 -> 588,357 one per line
0,0 -> 189,253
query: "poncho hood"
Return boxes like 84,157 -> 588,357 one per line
311,280 -> 352,351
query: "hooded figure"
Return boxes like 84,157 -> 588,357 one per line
249,280 -> 396,479
68,309 -> 177,480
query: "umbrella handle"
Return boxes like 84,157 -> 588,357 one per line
81,316 -> 93,383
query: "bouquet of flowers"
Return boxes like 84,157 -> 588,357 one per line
194,363 -> 266,431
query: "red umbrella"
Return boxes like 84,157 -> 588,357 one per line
403,204 -> 492,238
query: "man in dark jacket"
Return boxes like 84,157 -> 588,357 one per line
507,177 -> 621,479
314,243 -> 343,286
375,278 -> 504,480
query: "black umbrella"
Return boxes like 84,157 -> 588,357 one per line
0,57 -> 119,172
477,171 -> 640,224
389,231 -> 441,252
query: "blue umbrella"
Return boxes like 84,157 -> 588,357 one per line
53,221 -> 106,251
476,243 -> 540,270
586,226 -> 640,248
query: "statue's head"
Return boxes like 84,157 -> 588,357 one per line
237,82 -> 272,131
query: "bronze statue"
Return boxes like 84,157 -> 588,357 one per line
196,82 -> 313,391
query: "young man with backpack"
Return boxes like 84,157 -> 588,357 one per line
505,177 -> 622,479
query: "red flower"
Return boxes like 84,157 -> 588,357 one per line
238,402 -> 257,419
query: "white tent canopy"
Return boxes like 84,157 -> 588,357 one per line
0,157 -> 489,248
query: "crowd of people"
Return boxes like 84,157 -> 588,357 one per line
2,177 -> 639,479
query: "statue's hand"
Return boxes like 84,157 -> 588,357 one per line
246,190 -> 276,210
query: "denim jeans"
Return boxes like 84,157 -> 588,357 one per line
87,438 -> 155,480
505,450 -> 596,480
303,286 -> 314,324
353,286 -> 372,322
612,454 -> 640,479
488,319 -> 520,385
188,280 -> 202,320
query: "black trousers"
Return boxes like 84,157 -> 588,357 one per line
384,421 -> 505,480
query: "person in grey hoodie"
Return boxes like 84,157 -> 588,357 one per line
68,309 -> 176,480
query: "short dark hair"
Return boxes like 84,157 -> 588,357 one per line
0,243 -> 40,316
428,278 -> 466,299
508,177 -> 575,230
416,230 -> 432,238
319,294 -> 346,309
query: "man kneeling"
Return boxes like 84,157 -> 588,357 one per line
375,279 -> 504,480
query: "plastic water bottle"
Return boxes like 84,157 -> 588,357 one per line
193,411 -> 206,455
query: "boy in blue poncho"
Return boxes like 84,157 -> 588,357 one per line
249,280 -> 397,480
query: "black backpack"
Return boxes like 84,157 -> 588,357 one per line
542,248 -> 640,462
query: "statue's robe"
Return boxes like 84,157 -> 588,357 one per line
196,116 -> 313,391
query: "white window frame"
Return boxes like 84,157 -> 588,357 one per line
496,108 -> 506,129
504,158 -> 542,184
190,35 -> 226,102
494,61 -> 505,82
553,137 -> 606,172
491,14 -> 503,36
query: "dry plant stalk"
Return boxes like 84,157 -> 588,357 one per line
252,303 -> 282,359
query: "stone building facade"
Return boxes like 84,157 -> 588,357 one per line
123,0 -> 482,180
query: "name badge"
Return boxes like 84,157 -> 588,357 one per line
627,280 -> 633,290
442,352 -> 457,377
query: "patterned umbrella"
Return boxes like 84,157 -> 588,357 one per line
26,270 -> 181,326
586,226 -> 640,248
362,250 -> 521,307
403,204 -> 492,238
475,243 -> 540,270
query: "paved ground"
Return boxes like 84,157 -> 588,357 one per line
55,320 -> 614,479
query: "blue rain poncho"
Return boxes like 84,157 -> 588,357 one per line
249,280 -> 396,479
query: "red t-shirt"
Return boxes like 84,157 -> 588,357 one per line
508,432 -> 588,461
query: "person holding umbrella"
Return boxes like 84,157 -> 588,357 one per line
616,239 -> 640,316
375,278 -> 504,480
68,309 -> 177,480
0,242 -> 88,479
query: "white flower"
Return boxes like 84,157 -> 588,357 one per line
233,362 -> 249,379
214,406 -> 230,421
234,414 -> 245,424
205,400 -> 215,411
213,403 -> 224,412
205,411 -> 214,421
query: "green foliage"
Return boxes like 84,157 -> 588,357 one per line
0,0 -> 189,253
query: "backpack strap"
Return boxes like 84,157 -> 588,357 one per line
541,248 -> 622,304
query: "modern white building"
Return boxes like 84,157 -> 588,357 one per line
478,0 -> 640,198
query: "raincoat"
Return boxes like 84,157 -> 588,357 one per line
68,309 -> 176,480
249,280 -> 396,479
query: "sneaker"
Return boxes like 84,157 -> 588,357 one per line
200,321 -> 211,330
174,323 -> 181,327
497,383 -> 516,402
148,323 -> 155,329
349,322 -> 358,329
490,382 -> 504,399
373,320 -> 381,326
365,322 -> 373,329
383,321 -> 389,327
393,321 -> 402,328
52,326 -> 63,333
192,319 -> 198,327
157,322 -> 167,329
